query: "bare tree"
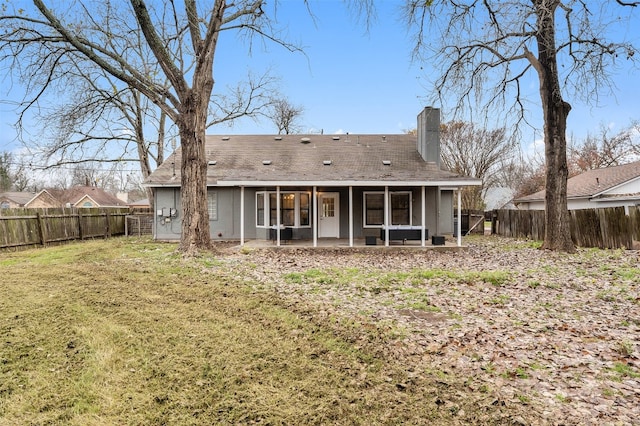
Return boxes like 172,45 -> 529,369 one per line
440,121 -> 516,210
568,122 -> 640,173
0,0 -> 299,253
405,0 -> 639,252
0,152 -> 12,191
268,98 -> 304,134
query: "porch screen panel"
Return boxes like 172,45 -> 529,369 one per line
391,193 -> 410,225
365,193 -> 384,226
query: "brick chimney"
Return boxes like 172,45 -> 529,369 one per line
417,106 -> 440,165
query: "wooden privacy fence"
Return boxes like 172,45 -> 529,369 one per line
0,207 -> 130,250
492,206 -> 640,249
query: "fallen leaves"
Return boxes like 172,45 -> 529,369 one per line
214,237 -> 640,425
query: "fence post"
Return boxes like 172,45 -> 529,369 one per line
77,209 -> 84,240
105,209 -> 111,238
36,211 -> 46,246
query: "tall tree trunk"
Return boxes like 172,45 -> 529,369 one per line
534,0 -> 576,252
177,88 -> 211,253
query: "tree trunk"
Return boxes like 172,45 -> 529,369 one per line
177,89 -> 211,253
534,0 -> 576,252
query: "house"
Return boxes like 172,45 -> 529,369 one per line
48,186 -> 129,208
514,161 -> 640,212
144,107 -> 481,246
0,189 -> 59,209
0,186 -> 128,210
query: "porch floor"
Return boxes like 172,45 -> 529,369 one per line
238,237 -> 467,251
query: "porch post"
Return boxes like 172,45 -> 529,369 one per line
313,186 -> 318,247
421,186 -> 426,247
457,189 -> 462,247
384,186 -> 389,247
240,186 -> 245,246
435,188 -> 441,236
349,186 -> 353,247
276,186 -> 281,247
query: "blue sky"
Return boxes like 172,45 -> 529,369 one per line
1,0 -> 639,159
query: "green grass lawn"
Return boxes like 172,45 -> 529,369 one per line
0,238 -> 507,425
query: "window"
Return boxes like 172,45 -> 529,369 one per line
256,193 -> 265,226
391,192 -> 411,225
364,193 -> 384,226
207,191 -> 218,220
256,191 -> 311,228
364,191 -> 412,227
281,193 -> 295,226
299,193 -> 310,226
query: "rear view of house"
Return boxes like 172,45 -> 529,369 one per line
144,107 -> 481,246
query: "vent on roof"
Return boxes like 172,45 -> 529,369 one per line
221,136 -> 230,141
274,136 -> 282,140
300,137 -> 311,144
323,160 -> 332,166
382,135 -> 386,142
208,160 -> 217,166
262,160 -> 272,165
382,160 -> 391,166
332,136 -> 340,140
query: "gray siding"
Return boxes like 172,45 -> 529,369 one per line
152,185 -> 455,241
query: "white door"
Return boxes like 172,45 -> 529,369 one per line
318,193 -> 340,238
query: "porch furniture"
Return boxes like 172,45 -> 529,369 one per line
269,226 -> 293,242
380,226 -> 427,243
431,235 -> 445,245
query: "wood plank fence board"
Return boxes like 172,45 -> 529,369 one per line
0,207 -> 129,250
494,206 -> 639,249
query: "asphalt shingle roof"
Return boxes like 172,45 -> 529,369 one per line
0,191 -> 37,205
516,161 -> 640,202
145,134 -> 480,186
48,186 -> 127,207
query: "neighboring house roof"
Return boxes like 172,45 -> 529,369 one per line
0,191 -> 38,206
145,134 -> 481,187
49,186 -> 128,207
0,189 -> 61,208
515,161 -> 640,204
128,198 -> 150,207
1,187 -> 128,208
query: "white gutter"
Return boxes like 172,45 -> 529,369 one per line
217,179 -> 482,187
144,180 -> 481,189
